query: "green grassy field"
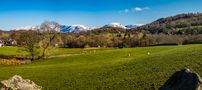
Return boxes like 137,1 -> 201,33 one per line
0,46 -> 27,55
0,45 -> 202,89
0,46 -> 111,57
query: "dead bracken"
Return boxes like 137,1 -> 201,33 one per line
0,59 -> 30,65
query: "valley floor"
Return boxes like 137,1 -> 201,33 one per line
0,44 -> 202,89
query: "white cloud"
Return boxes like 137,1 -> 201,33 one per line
119,7 -> 150,13
119,9 -> 129,13
133,7 -> 143,11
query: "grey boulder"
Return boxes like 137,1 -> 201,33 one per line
0,75 -> 42,90
159,68 -> 202,90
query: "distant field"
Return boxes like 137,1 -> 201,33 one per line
0,46 -> 27,55
0,45 -> 202,89
0,46 -> 111,56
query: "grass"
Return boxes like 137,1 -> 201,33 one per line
0,46 -> 27,55
0,45 -> 202,89
176,25 -> 202,31
0,46 -> 111,56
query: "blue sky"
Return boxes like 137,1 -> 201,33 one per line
0,0 -> 202,30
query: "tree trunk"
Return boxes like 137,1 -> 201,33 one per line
31,53 -> 34,61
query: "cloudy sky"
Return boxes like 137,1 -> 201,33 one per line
0,0 -> 202,30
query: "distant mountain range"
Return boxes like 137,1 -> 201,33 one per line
14,26 -> 39,31
104,23 -> 143,29
11,23 -> 143,33
2,13 -> 202,34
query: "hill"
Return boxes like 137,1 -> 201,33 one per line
132,13 -> 202,34
1,45 -> 202,89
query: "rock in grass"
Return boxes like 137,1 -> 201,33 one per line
159,68 -> 202,90
0,75 -> 42,90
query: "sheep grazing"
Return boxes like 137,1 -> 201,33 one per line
128,53 -> 131,57
147,52 -> 150,55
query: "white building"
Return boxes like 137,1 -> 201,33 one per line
0,40 -> 3,47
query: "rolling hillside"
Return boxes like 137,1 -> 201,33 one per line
132,13 -> 202,34
1,45 -> 202,89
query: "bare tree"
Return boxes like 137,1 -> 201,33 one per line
39,21 -> 60,58
20,30 -> 40,61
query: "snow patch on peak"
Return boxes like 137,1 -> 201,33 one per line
14,26 -> 38,31
125,24 -> 144,29
105,23 -> 126,29
60,24 -> 91,33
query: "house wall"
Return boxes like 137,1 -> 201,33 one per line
0,43 -> 3,47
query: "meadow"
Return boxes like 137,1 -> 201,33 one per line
0,44 -> 202,89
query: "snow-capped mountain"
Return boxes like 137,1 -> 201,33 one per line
104,23 -> 144,29
13,24 -> 91,33
125,24 -> 144,29
60,24 -> 91,33
14,26 -> 38,31
104,23 -> 126,29
12,23 -> 145,32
